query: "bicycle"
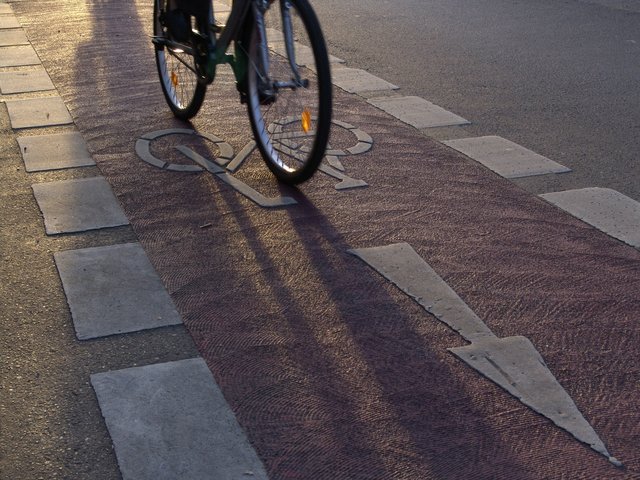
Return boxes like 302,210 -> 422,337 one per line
152,0 -> 332,185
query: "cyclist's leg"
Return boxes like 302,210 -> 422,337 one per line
189,0 -> 216,82
165,0 -> 215,54
164,0 -> 191,42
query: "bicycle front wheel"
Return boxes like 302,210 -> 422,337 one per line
154,0 -> 207,120
246,0 -> 332,185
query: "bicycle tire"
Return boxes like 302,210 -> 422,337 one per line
245,0 -> 332,185
154,0 -> 207,120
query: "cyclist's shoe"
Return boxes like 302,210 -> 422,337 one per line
164,8 -> 191,43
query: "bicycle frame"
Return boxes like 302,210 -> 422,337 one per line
154,0 -> 304,90
214,0 -> 306,90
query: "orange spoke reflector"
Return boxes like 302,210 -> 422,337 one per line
301,108 -> 311,133
171,71 -> 178,88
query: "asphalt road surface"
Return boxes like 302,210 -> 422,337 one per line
313,0 -> 640,201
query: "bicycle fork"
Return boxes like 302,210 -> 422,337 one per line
280,0 -> 307,89
252,0 -> 308,93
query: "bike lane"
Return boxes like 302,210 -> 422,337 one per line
5,0 -> 640,478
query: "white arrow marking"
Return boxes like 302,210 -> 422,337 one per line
349,242 -> 621,467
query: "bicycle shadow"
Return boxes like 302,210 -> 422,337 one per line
195,174 -> 540,479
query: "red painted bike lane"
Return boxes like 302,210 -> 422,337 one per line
11,0 -> 640,478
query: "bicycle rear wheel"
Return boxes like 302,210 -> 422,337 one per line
154,0 -> 207,120
246,0 -> 332,185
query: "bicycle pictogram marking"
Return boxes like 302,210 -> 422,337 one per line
135,120 -> 373,207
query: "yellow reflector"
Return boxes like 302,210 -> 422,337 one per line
171,71 -> 178,88
301,108 -> 311,133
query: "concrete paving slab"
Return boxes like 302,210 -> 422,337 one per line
332,67 -> 399,94
265,28 -> 344,66
5,96 -> 73,129
0,44 -> 39,66
0,29 -> 29,46
0,4 -> 14,15
368,95 -> 470,129
17,131 -> 95,172
31,176 -> 129,234
540,187 -> 640,248
0,15 -> 19,29
443,135 -> 571,178
54,243 -> 182,339
0,68 -> 54,94
269,39 -> 344,67
91,358 -> 268,480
